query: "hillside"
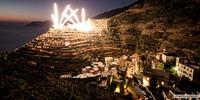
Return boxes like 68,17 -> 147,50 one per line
93,0 -> 143,19
0,26 -> 129,99
0,53 -> 119,100
1,0 -> 200,99
103,0 -> 200,60
26,21 -> 51,27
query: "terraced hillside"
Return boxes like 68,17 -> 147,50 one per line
105,0 -> 200,60
13,26 -> 129,73
1,0 -> 200,99
0,19 -> 131,100
0,20 -> 131,100
25,29 -> 126,57
12,0 -> 200,72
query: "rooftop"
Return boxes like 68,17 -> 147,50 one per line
162,52 -> 177,57
179,58 -> 199,69
144,69 -> 170,79
152,58 -> 164,64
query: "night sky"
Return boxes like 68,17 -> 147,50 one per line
0,0 -> 136,22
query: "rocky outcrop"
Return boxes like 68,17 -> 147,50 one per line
26,21 -> 51,27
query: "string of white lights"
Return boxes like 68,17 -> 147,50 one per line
51,3 -> 92,32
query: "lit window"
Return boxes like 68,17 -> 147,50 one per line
161,81 -> 164,85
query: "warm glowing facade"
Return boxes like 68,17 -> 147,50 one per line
175,57 -> 199,81
142,76 -> 150,86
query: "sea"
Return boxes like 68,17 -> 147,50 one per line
0,22 -> 49,52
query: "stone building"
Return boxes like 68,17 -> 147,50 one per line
176,57 -> 199,81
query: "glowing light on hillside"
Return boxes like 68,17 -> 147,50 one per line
51,3 -> 92,32
114,84 -> 121,93
124,79 -> 128,89
173,66 -> 178,72
143,77 -> 150,87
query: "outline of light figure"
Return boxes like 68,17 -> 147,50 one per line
51,3 -> 92,32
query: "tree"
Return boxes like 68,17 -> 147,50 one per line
168,74 -> 179,86
179,76 -> 193,93
149,76 -> 157,91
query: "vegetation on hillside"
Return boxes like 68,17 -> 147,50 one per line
105,0 -> 200,57
0,53 -> 119,100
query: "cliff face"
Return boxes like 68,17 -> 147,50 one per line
104,0 -> 200,58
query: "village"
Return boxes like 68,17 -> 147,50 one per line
57,48 -> 200,100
